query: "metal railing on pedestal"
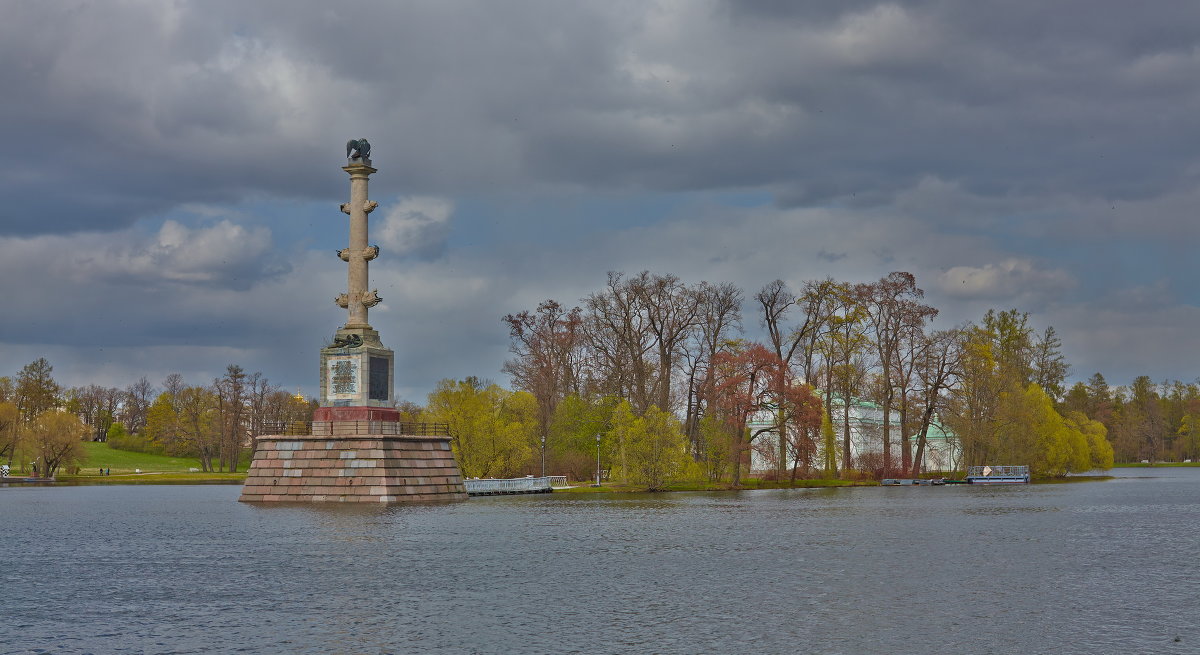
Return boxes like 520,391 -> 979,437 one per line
262,421 -> 450,436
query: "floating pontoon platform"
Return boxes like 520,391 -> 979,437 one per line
965,465 -> 1030,484
0,477 -> 55,485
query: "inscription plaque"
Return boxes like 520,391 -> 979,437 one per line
369,356 -> 389,401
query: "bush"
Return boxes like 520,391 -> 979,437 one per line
105,423 -> 167,455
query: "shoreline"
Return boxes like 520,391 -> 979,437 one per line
7,472 -> 1115,490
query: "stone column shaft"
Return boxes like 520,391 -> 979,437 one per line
342,163 -> 376,329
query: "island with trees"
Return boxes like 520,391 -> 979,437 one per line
4,271 -> 1197,489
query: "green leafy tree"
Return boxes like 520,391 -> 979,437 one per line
1066,411 -> 1114,470
15,358 -> 60,422
1178,413 -> 1200,463
945,326 -> 1002,467
106,419 -> 166,455
424,378 -> 536,478
175,386 -> 221,472
1061,381 -> 1091,416
697,414 -> 732,482
1086,373 -> 1114,424
547,394 -> 613,480
623,406 -> 689,491
143,393 -> 180,451
982,309 -> 1035,385
988,384 -> 1110,476
607,399 -> 639,482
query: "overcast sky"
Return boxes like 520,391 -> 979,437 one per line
3,0 -> 1200,401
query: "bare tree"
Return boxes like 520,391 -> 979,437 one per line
245,372 -> 278,454
755,278 -> 838,476
817,284 -> 869,474
910,329 -> 961,475
681,281 -> 742,458
122,377 -> 156,436
162,373 -> 185,401
889,300 -> 939,472
0,376 -> 13,405
0,401 -> 19,466
634,273 -> 705,411
503,299 -> 585,465
214,365 -> 248,472
584,272 -> 656,411
859,272 -> 936,475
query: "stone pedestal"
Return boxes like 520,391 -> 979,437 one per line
240,434 -> 467,503
319,327 -> 395,409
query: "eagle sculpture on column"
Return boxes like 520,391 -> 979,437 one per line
346,138 -> 372,161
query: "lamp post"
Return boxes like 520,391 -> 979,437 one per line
594,433 -> 601,487
540,434 -> 546,477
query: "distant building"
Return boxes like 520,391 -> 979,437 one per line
748,395 -> 957,474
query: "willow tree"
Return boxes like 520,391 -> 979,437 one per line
28,410 -> 86,477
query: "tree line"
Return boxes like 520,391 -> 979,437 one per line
11,270 -> 1194,487
1061,373 -> 1200,464
0,359 -> 312,475
420,270 -> 1122,489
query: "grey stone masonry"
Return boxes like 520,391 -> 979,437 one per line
239,434 -> 467,503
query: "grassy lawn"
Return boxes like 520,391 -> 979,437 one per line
76,442 -> 204,473
47,442 -> 248,484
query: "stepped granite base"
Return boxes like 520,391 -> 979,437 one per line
239,433 -> 467,503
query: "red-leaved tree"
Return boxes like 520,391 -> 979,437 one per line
705,342 -> 823,486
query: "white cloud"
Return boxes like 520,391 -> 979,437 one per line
376,197 -> 453,260
936,259 -> 1075,302
822,4 -> 942,69
77,219 -> 283,287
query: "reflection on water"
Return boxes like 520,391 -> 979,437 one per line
1,468 -> 1198,654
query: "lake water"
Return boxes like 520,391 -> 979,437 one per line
2,468 -> 1197,654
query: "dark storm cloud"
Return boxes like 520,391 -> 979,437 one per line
5,1 -> 1200,236
4,0 -> 1200,394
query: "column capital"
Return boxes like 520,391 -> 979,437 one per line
342,161 -> 377,177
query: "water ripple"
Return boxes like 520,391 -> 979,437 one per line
1,468 -> 1198,654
